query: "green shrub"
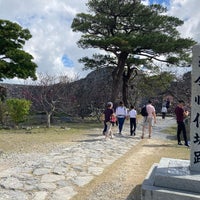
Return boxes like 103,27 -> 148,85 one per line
6,98 -> 31,126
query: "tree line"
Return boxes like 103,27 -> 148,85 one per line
0,69 -> 191,128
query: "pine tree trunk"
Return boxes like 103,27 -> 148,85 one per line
122,66 -> 137,107
111,52 -> 128,104
122,72 -> 129,107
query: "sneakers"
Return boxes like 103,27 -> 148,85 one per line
178,142 -> 190,147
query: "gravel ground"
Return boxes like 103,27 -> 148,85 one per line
70,117 -> 190,200
0,117 -> 190,200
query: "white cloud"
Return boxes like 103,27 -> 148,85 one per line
0,0 -> 90,84
0,0 -> 199,84
168,0 -> 200,42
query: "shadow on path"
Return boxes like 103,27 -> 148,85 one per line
126,184 -> 141,200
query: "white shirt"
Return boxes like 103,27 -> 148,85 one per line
161,107 -> 167,113
116,106 -> 127,117
129,109 -> 137,118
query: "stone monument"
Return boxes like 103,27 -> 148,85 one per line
141,44 -> 200,200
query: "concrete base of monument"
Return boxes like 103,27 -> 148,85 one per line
141,157 -> 200,200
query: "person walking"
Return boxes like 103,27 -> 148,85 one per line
116,101 -> 127,135
141,100 -> 156,139
129,105 -> 137,136
103,102 -> 114,139
175,100 -> 189,147
161,102 -> 167,119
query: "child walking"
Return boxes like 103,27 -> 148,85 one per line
129,105 -> 137,135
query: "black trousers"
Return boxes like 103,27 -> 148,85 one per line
130,118 -> 136,135
177,121 -> 188,144
162,112 -> 166,119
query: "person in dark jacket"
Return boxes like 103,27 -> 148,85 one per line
103,102 -> 114,139
175,100 -> 189,147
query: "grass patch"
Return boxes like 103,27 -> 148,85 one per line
161,124 -> 177,135
0,121 -> 103,153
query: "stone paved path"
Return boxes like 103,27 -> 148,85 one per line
0,117 -> 176,200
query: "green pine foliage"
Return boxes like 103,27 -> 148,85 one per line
71,0 -> 196,103
0,19 -> 37,80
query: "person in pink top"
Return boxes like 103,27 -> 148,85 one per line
141,100 -> 156,139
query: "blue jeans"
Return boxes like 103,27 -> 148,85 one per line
118,117 -> 125,133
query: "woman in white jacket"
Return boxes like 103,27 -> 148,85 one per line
116,101 -> 127,135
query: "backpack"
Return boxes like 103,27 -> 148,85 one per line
141,105 -> 148,116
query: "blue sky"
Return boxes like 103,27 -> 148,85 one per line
62,55 -> 74,68
149,0 -> 170,6
0,0 -> 199,84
